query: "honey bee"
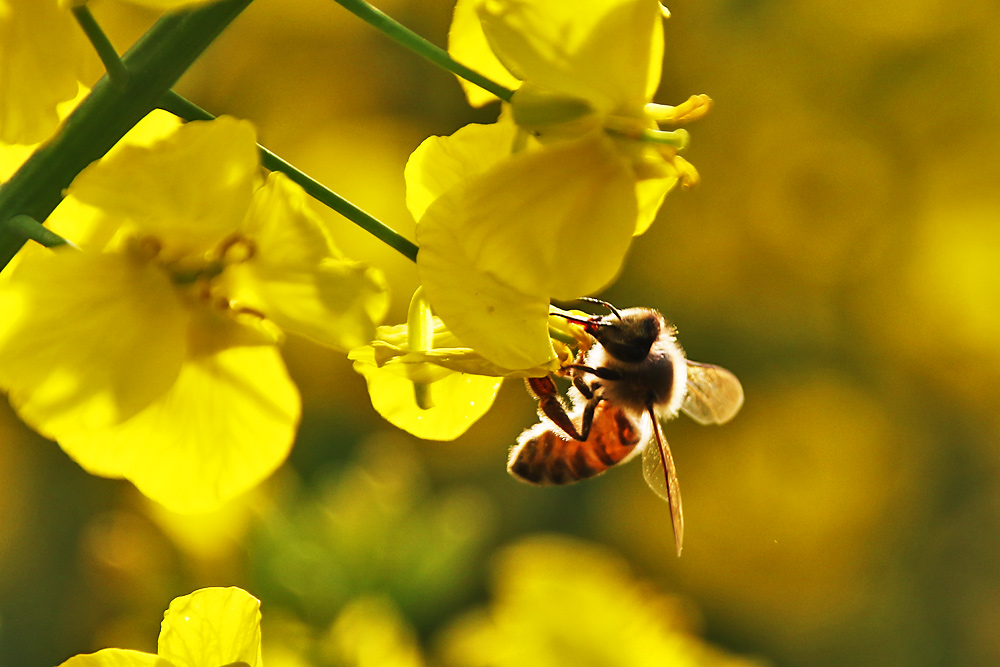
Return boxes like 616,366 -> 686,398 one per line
508,301 -> 744,556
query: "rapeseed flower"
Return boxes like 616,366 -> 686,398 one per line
0,0 -> 227,146
324,596 -> 427,667
0,113 -> 387,512
58,587 -> 263,667
350,289 -> 579,440
350,315 -> 505,441
411,0 -> 707,370
438,535 -> 766,667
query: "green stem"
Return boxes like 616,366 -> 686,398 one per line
331,0 -> 513,103
0,215 -> 70,262
159,90 -> 419,263
262,145 -> 419,262
0,0 -> 253,272
72,5 -> 129,87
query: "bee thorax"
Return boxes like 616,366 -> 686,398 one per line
584,334 -> 688,417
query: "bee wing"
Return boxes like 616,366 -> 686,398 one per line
681,361 -> 744,425
641,409 -> 684,556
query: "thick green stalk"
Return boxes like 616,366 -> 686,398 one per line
0,0 -> 253,271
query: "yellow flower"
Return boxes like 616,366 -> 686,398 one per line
351,287 -> 504,440
409,118 -> 636,369
324,596 -> 427,667
452,0 -> 708,219
0,0 -> 96,145
349,319 -> 505,441
259,596 -> 428,667
411,0 -> 706,370
0,112 -> 388,512
58,587 -> 263,667
350,289 -> 575,440
437,535 -> 767,667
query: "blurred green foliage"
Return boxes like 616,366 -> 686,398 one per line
2,0 -> 999,666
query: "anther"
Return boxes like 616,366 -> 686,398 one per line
129,235 -> 162,262
218,235 -> 256,264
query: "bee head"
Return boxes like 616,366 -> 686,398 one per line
587,307 -> 662,363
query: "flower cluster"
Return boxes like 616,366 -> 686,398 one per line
0,0 -> 708,507
355,0 -> 709,438
0,112 -> 387,512
58,587 -> 263,667
438,535 -> 765,667
0,0 -> 219,146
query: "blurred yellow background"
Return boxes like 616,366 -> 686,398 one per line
2,0 -> 999,665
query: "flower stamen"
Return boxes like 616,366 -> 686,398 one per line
640,128 -> 690,149
218,234 -> 256,264
407,287 -> 435,410
645,95 -> 713,125
605,125 -> 690,150
128,235 -> 163,262
232,304 -> 267,320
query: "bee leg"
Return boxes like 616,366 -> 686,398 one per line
566,363 -> 624,382
562,370 -> 602,441
526,376 -> 587,441
575,394 -> 601,441
572,373 -> 598,399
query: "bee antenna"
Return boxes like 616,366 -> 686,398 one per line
578,297 -> 622,319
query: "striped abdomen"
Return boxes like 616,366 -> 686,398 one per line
508,402 -> 644,485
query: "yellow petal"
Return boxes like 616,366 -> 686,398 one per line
351,343 -> 502,441
421,130 -> 638,300
105,109 -> 185,156
358,317 -> 556,380
377,346 -> 552,379
633,171 -> 677,235
0,141 -> 36,181
448,0 -> 522,107
58,649 -> 173,667
0,248 -> 187,438
158,588 -> 262,667
257,257 -> 387,350
232,172 -> 388,351
477,0 -> 664,112
68,117 -> 259,254
58,337 -> 300,514
45,198 -> 125,252
369,318 -> 465,351
373,347 -> 478,383
404,120 -> 519,223
0,0 -> 95,144
416,187 -> 555,370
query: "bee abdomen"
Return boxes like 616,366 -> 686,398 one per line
508,404 -> 643,485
